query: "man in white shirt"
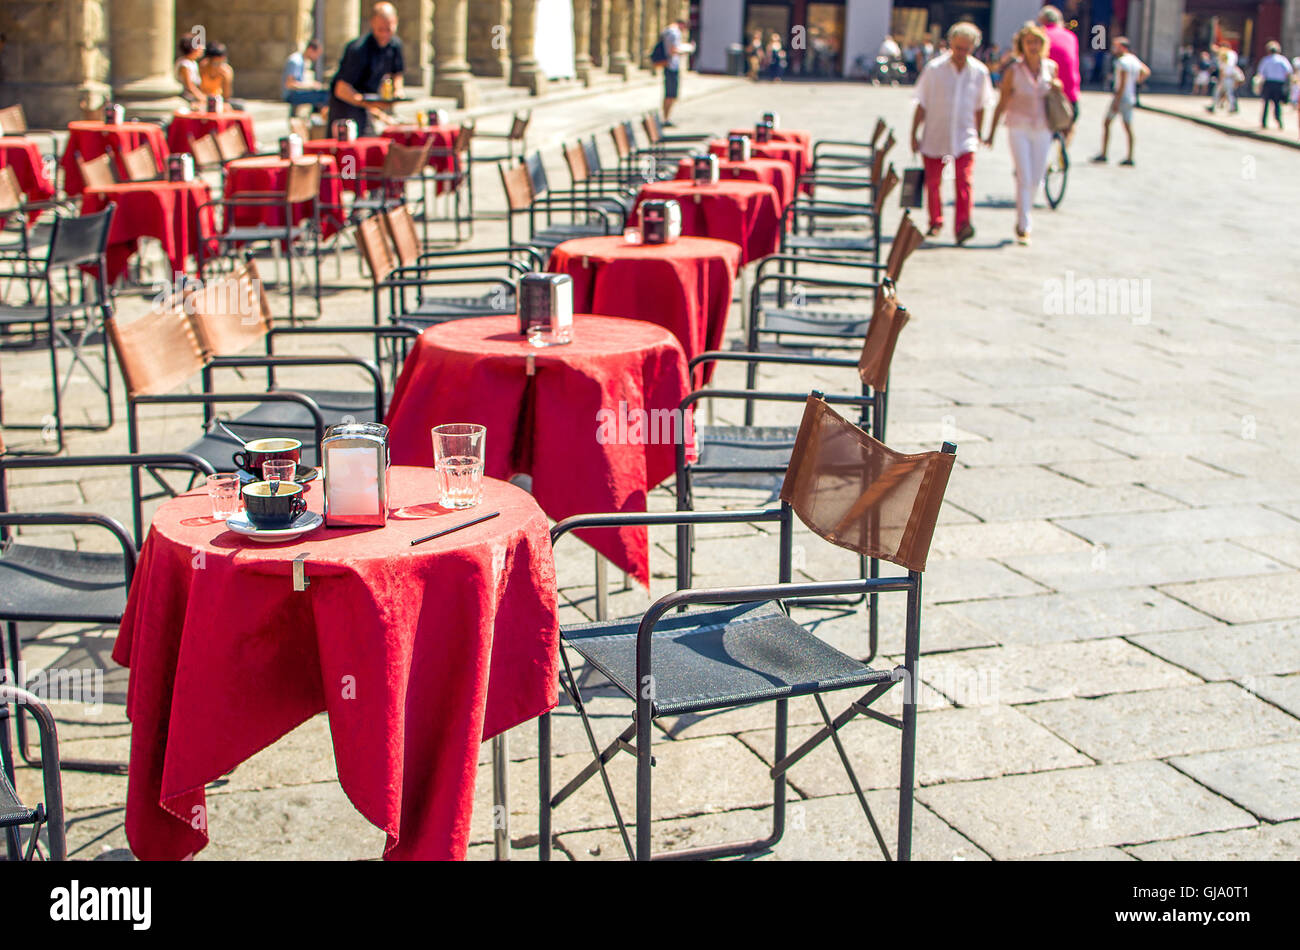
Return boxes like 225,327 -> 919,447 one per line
661,19 -> 695,125
1255,41 -> 1293,129
910,22 -> 994,245
1092,36 -> 1149,166
879,35 -> 902,61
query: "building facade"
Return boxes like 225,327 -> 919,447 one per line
0,0 -> 691,125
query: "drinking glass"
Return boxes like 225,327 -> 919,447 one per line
432,424 -> 485,509
207,473 -> 242,520
263,458 -> 297,487
622,226 -> 642,245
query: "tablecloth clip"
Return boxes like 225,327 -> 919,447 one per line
292,553 -> 311,592
581,255 -> 589,268
525,353 -> 536,377
693,193 -> 701,205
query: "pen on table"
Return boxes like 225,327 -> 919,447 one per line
409,510 -> 500,546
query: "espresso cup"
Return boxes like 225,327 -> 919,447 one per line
232,438 -> 302,478
241,480 -> 307,529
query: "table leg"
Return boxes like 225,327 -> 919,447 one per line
595,553 -> 608,621
492,731 -> 509,860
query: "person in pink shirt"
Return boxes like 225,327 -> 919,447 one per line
1038,6 -> 1081,132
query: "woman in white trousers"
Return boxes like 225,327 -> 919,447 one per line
985,23 -> 1058,246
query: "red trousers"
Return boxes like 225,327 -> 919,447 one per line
923,151 -> 974,233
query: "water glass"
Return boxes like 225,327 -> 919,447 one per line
207,473 -> 242,520
432,424 -> 485,509
263,458 -> 297,486
622,226 -> 642,245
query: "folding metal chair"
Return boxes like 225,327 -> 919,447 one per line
811,118 -> 889,173
539,393 -> 956,861
0,167 -> 62,292
0,208 -> 115,454
0,684 -> 65,860
498,161 -> 621,256
472,111 -> 531,165
644,111 -> 713,146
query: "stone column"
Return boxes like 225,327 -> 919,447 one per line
573,0 -> 594,84
432,0 -> 479,106
591,0 -> 610,68
391,0 -> 433,89
321,0 -> 360,71
468,0 -> 511,78
3,0 -> 112,125
639,0 -> 660,69
109,0 -> 180,101
608,0 -> 635,77
509,0 -> 547,95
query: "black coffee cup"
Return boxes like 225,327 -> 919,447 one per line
232,438 -> 302,478
242,480 -> 307,529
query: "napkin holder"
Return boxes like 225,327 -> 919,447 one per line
166,153 -> 195,182
427,109 -> 449,127
322,422 -> 390,527
518,273 -> 574,345
692,153 -> 719,185
727,134 -> 751,162
332,119 -> 358,142
279,134 -> 304,160
762,111 -> 781,129
103,103 -> 124,125
640,199 -> 681,245
755,121 -> 774,144
206,95 -> 224,114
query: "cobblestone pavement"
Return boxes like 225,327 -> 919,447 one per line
5,75 -> 1299,861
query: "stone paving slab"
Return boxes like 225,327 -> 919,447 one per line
1000,542 -> 1288,593
1019,683 -> 1300,764
1247,674 -> 1300,719
1053,505 -> 1300,548
945,588 -> 1216,645
917,761 -> 1256,860
1027,846 -> 1136,861
1168,741 -> 1300,823
1122,820 -> 1300,861
1160,572 -> 1300,624
1132,620 -> 1300,680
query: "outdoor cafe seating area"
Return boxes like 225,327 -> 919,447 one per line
0,97 -> 956,862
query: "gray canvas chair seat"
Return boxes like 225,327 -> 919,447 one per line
0,769 -> 38,829
220,223 -> 309,245
530,223 -> 607,251
0,301 -> 102,326
0,543 -> 127,624
692,424 -> 797,491
759,306 -> 871,338
407,291 -> 509,320
782,233 -> 876,253
562,601 -> 891,717
230,388 -> 382,431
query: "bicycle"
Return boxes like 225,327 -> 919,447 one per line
1044,129 -> 1069,209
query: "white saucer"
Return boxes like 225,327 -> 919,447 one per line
225,510 -> 323,542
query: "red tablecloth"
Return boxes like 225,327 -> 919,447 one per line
112,466 -> 558,861
635,179 -> 781,264
303,137 -> 390,194
166,111 -> 257,155
381,124 -> 461,194
0,137 -> 55,224
548,236 -> 739,387
675,156 -> 794,212
709,138 -> 806,193
60,121 -> 168,196
729,128 -> 813,165
223,155 -> 344,238
385,315 -> 691,585
80,181 -> 215,283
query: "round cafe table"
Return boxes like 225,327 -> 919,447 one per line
547,235 -> 739,386
80,180 -> 216,284
708,138 -> 806,190
381,124 -> 461,193
223,154 -> 344,237
385,314 -> 691,585
675,156 -> 794,211
635,179 -> 782,264
728,127 -> 814,165
112,466 -> 558,861
59,120 -> 168,196
166,110 -> 257,155
0,136 -> 55,223
303,136 -> 390,194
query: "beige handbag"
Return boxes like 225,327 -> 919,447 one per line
1045,83 -> 1073,132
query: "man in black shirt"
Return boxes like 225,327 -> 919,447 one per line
328,1 -> 405,135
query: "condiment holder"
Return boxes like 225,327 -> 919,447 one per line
321,422 -> 390,527
518,273 -> 573,346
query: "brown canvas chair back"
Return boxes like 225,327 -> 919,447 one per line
0,167 -> 22,214
509,112 -> 530,141
453,122 -> 475,154
876,164 -> 899,209
609,123 -> 632,160
884,211 -> 923,282
285,158 -> 322,204
872,131 -> 896,188
857,278 -> 908,393
356,213 -> 398,285
122,144 -> 159,182
382,204 -> 421,267
107,303 -> 209,399
186,259 -> 272,356
871,118 -> 886,150
382,141 -> 431,180
191,133 -> 222,167
215,125 -> 249,162
564,142 -> 589,184
780,395 -> 954,572
499,161 -> 534,211
78,153 -> 116,189
289,118 -> 310,141
642,115 -> 661,146
0,105 -> 26,134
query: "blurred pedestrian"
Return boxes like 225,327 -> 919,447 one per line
1093,36 -> 1149,166
1255,41 -> 1292,129
1207,44 -> 1239,113
765,33 -> 787,81
1193,50 -> 1212,95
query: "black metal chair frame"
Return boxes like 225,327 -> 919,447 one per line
501,162 -> 622,255
746,259 -> 890,356
0,683 -> 66,860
